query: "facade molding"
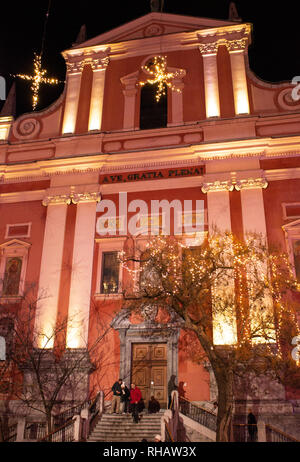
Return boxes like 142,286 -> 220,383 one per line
42,185 -> 101,207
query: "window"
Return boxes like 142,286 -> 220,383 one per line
95,238 -> 126,297
0,239 -> 31,299
3,257 -> 22,296
5,223 -> 31,239
101,251 -> 120,294
282,219 -> 300,281
292,239 -> 300,280
140,82 -> 168,130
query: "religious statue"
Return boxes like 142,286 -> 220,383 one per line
150,0 -> 164,12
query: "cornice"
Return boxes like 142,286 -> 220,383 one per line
2,133 -> 300,184
62,23 -> 252,62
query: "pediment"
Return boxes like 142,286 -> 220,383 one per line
283,219 -> 300,232
72,12 -> 239,49
0,239 -> 31,250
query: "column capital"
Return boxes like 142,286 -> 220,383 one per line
225,38 -> 248,53
72,191 -> 101,204
88,56 -> 110,71
235,177 -> 268,191
42,194 -> 71,206
42,185 -> 101,206
66,61 -> 85,75
199,41 -> 219,56
201,180 -> 234,193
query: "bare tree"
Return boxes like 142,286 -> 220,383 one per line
0,289 -> 114,441
121,232 -> 300,441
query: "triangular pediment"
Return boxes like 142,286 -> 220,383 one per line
72,12 -> 239,49
283,219 -> 300,232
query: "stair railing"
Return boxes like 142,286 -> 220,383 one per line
37,390 -> 104,442
265,424 -> 300,442
179,397 -> 217,432
2,422 -> 18,442
162,390 -> 179,441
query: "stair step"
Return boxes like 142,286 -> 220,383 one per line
88,412 -> 162,442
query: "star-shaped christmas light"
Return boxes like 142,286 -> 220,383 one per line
139,55 -> 182,102
15,53 -> 59,110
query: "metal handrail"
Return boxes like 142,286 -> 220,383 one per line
266,424 -> 299,443
24,422 -> 46,440
2,423 -> 17,442
38,418 -> 75,442
179,397 -> 217,431
165,422 -> 174,442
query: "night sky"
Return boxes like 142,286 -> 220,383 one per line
0,0 -> 299,117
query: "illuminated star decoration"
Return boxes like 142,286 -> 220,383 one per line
139,55 -> 182,102
15,53 -> 59,110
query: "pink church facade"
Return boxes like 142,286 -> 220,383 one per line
0,11 -> 300,419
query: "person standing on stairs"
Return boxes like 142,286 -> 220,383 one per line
130,383 -> 142,423
120,381 -> 130,414
110,378 -> 122,414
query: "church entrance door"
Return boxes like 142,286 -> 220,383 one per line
131,343 -> 167,409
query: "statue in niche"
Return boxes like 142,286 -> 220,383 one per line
3,257 -> 22,296
150,0 -> 164,12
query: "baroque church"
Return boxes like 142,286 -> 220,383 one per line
0,5 -> 300,441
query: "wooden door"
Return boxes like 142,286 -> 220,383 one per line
131,343 -> 167,409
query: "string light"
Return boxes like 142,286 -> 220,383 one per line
15,53 -> 59,110
139,55 -> 182,102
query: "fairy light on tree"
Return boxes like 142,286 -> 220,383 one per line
120,231 -> 300,441
139,56 -> 182,102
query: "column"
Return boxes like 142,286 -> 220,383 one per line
202,179 -> 237,345
121,72 -> 139,130
88,55 -> 110,131
199,42 -> 220,118
34,194 -> 70,348
62,61 -> 84,134
236,176 -> 274,342
66,190 -> 101,349
236,176 -> 268,236
226,39 -> 250,115
170,72 -> 185,126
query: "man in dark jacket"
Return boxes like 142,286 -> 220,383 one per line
247,409 -> 258,442
148,396 -> 160,414
110,378 -> 122,414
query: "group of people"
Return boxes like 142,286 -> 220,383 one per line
110,379 -> 161,423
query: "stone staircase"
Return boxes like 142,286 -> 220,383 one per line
88,411 -> 163,442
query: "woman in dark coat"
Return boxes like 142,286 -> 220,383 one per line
120,382 -> 130,414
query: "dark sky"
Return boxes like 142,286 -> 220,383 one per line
0,0 -> 299,116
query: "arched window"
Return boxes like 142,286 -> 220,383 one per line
140,82 -> 167,130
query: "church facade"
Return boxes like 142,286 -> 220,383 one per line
0,11 -> 300,426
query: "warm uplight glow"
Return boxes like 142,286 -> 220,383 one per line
202,54 -> 220,118
62,72 -> 82,134
229,51 -> 250,115
0,116 -> 13,140
88,68 -> 106,131
139,56 -> 182,102
213,314 -> 238,345
16,53 -> 59,111
66,325 -> 82,349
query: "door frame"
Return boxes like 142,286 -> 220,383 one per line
112,310 -> 180,394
